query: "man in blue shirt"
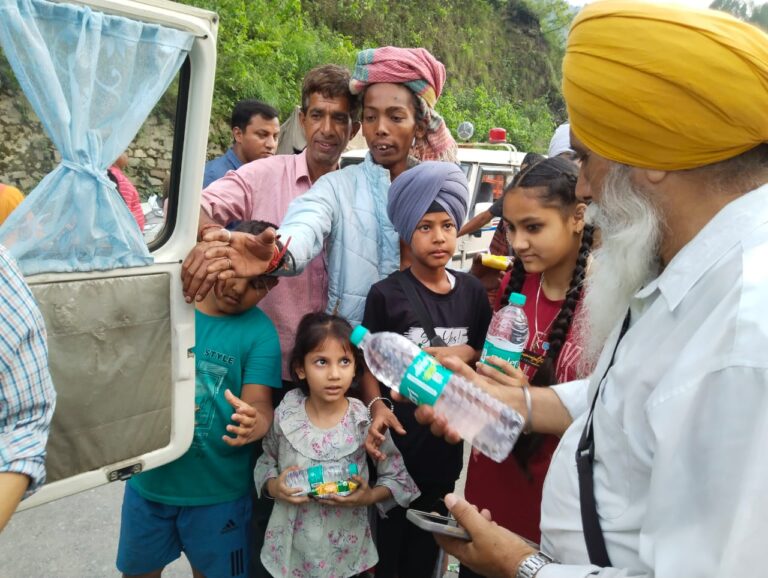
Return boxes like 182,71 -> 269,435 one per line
0,244 -> 56,532
203,100 -> 280,187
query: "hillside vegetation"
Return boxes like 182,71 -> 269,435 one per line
177,0 -> 576,152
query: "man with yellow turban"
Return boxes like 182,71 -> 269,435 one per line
406,3 -> 768,577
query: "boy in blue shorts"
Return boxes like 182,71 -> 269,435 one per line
361,162 -> 492,578
117,220 -> 283,578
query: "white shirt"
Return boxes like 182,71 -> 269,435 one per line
538,183 -> 768,578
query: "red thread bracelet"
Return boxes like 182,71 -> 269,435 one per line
265,236 -> 292,274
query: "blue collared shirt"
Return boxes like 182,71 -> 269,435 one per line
0,244 -> 56,497
203,148 -> 243,188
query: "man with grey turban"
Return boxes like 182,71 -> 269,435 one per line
361,160 -> 493,578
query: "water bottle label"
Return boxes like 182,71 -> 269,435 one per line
481,336 -> 523,368
307,464 -> 325,487
399,351 -> 451,406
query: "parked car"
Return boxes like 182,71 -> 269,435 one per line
341,143 -> 527,269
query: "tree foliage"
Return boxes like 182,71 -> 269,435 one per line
177,0 -> 573,152
710,0 -> 768,29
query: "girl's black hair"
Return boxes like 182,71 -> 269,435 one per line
288,312 -> 364,396
500,156 -> 594,470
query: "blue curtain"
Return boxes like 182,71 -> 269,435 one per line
0,0 -> 193,274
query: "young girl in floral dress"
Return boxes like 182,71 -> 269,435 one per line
254,312 -> 419,578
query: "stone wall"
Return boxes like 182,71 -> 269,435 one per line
0,71 -> 228,201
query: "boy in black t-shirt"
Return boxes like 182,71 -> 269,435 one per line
362,161 -> 493,578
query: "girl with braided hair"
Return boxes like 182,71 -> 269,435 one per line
461,156 -> 593,575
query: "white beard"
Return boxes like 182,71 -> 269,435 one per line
579,164 -> 663,371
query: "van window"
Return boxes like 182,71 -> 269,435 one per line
470,166 -> 517,217
0,8 -> 193,275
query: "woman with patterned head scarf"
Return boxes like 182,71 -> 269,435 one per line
350,46 -> 458,172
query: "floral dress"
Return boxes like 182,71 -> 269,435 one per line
254,389 -> 420,578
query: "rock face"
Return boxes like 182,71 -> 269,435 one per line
0,75 -> 226,201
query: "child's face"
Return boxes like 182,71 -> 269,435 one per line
295,338 -> 355,404
503,186 -> 585,275
409,211 -> 457,270
210,275 -> 278,315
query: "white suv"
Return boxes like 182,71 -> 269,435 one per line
341,144 -> 526,269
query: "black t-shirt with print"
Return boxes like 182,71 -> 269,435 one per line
362,268 -> 493,486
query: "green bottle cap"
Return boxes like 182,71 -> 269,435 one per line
350,325 -> 370,347
508,292 -> 526,306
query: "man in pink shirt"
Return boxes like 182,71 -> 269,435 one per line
198,65 -> 359,578
199,64 -> 360,384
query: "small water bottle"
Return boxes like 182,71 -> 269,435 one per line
481,292 -> 529,368
284,461 -> 359,498
351,326 -> 524,463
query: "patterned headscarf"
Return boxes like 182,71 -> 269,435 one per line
350,46 -> 458,163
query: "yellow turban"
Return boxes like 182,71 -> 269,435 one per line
563,1 -> 768,170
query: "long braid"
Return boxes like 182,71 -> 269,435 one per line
495,155 -> 587,473
530,223 -> 594,386
501,250 -> 527,306
511,225 -> 593,472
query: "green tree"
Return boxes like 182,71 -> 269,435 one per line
709,0 -> 768,30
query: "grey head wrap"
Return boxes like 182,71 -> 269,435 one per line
387,161 -> 469,244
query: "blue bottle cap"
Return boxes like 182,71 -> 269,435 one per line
348,463 -> 359,477
508,292 -> 526,306
350,325 -> 369,347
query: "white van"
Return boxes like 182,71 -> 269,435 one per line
1,0 -> 217,509
341,144 -> 526,269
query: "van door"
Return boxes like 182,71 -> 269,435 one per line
0,0 -> 218,509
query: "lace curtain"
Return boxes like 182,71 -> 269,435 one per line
0,0 -> 193,274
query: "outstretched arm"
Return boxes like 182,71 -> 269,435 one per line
458,209 -> 493,237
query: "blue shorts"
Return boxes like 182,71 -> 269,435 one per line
117,484 -> 252,577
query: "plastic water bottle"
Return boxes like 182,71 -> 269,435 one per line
284,461 -> 360,498
481,292 -> 529,368
350,326 -> 525,463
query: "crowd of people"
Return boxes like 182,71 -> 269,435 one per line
3,1 -> 768,578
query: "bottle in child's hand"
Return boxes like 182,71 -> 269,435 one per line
284,461 -> 360,498
481,292 -> 529,369
351,326 -> 524,463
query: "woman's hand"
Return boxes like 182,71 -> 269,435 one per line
266,467 -> 310,505
364,400 -> 406,461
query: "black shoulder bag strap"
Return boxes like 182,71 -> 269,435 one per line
576,310 -> 631,567
394,271 -> 447,347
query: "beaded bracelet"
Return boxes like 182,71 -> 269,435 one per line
366,396 -> 395,424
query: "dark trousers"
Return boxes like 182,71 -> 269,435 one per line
375,483 -> 453,578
